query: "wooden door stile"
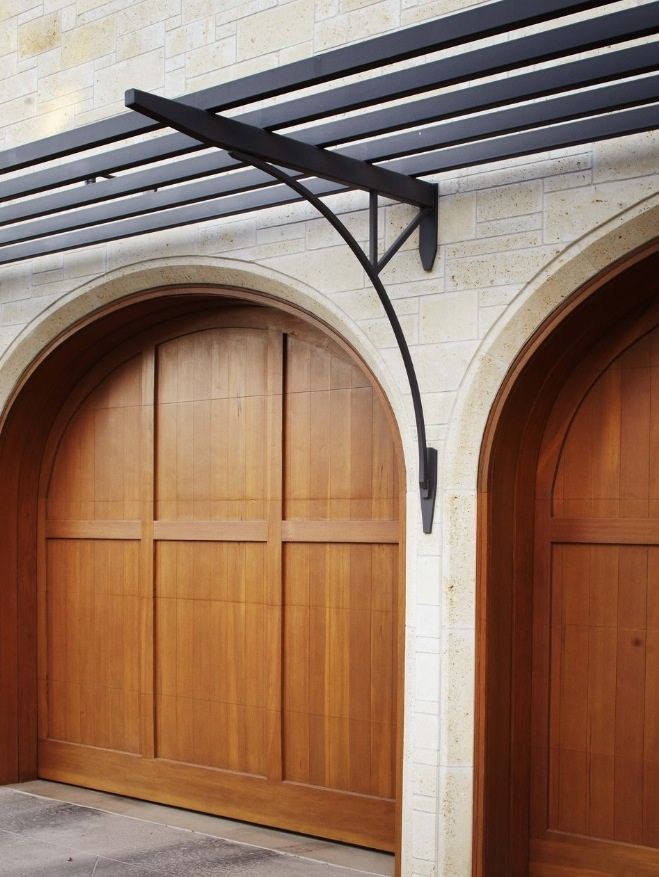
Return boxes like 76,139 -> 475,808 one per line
139,347 -> 156,760
265,328 -> 284,783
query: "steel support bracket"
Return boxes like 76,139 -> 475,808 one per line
126,88 -> 439,532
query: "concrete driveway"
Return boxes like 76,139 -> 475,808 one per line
0,787 -> 392,877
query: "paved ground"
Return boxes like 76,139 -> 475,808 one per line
0,787 -> 391,877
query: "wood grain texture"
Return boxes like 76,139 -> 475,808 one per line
31,303 -> 403,852
474,244 -> 659,877
531,312 -> 659,872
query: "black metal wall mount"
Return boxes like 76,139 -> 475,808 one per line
124,89 -> 439,532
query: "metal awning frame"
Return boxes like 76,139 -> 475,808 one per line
2,0 -> 659,532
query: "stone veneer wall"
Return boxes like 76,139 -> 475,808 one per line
1,1 -> 658,874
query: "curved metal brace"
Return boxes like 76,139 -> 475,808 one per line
230,152 -> 438,533
125,88 -> 438,532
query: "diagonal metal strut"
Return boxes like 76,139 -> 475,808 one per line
126,88 -> 439,533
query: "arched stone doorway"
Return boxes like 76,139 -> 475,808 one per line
0,287 -> 405,854
475,242 -> 659,875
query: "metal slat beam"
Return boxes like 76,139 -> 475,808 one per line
0,0 -> 616,173
6,74 -> 658,246
2,3 -> 656,201
2,104 -> 657,266
123,89 -> 435,207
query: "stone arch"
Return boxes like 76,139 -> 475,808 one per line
0,260 -> 419,865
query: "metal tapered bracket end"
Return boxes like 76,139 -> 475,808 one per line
420,446 -> 438,534
419,184 -> 439,272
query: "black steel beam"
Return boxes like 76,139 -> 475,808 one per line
2,104 -> 657,266
3,4 -> 657,201
6,73 -> 658,246
4,41 -> 657,225
124,89 -> 435,207
0,0 -> 619,174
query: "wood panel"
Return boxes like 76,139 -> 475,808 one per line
155,541 -> 268,775
553,325 -> 659,519
47,356 -> 147,522
284,334 -> 399,521
283,543 -> 397,799
156,328 -> 269,522
44,540 -> 142,753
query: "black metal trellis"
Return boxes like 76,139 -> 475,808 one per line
1,0 -> 659,532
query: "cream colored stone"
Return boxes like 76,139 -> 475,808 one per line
417,602 -> 440,639
459,152 -> 590,192
94,49 -> 164,108
440,629 -> 475,766
236,0 -> 314,59
315,0 -> 339,19
0,95 -> 36,127
381,247 -> 444,286
446,230 -> 542,260
165,17 -> 213,56
117,22 -> 165,62
76,0 -> 132,15
446,246 -> 561,292
417,340 -> 479,393
314,0 -> 398,50
279,40 -> 313,64
544,177 -> 659,244
413,762 -> 438,798
3,102 -> 76,146
415,652 -> 440,702
362,314 -> 418,348
423,392 -> 455,427
18,12 -> 60,58
0,17 -> 18,55
116,0 -> 179,35
441,491 -> 475,625
186,50 -> 277,90
2,68 -> 36,98
420,291 -> 478,344
437,767 -> 472,877
0,293 -> 61,325
476,212 -> 541,238
387,277 -> 445,301
260,244 -> 364,293
185,36 -> 236,79
61,18 -> 116,67
412,809 -> 437,862
437,192 -> 475,244
543,169 -> 592,192
333,288 -> 382,320
477,179 -> 542,222
38,62 -> 94,102
401,0 -> 480,24
385,202 -> 419,250
215,0 -> 277,27
306,210 -> 369,249
593,129 -> 659,183
478,283 -> 520,307
478,304 -> 506,337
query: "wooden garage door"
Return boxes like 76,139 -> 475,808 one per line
37,306 -> 402,851
530,319 -> 659,875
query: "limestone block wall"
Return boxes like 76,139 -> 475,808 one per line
1,1 -> 658,875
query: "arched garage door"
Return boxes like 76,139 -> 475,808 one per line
37,304 -> 403,851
